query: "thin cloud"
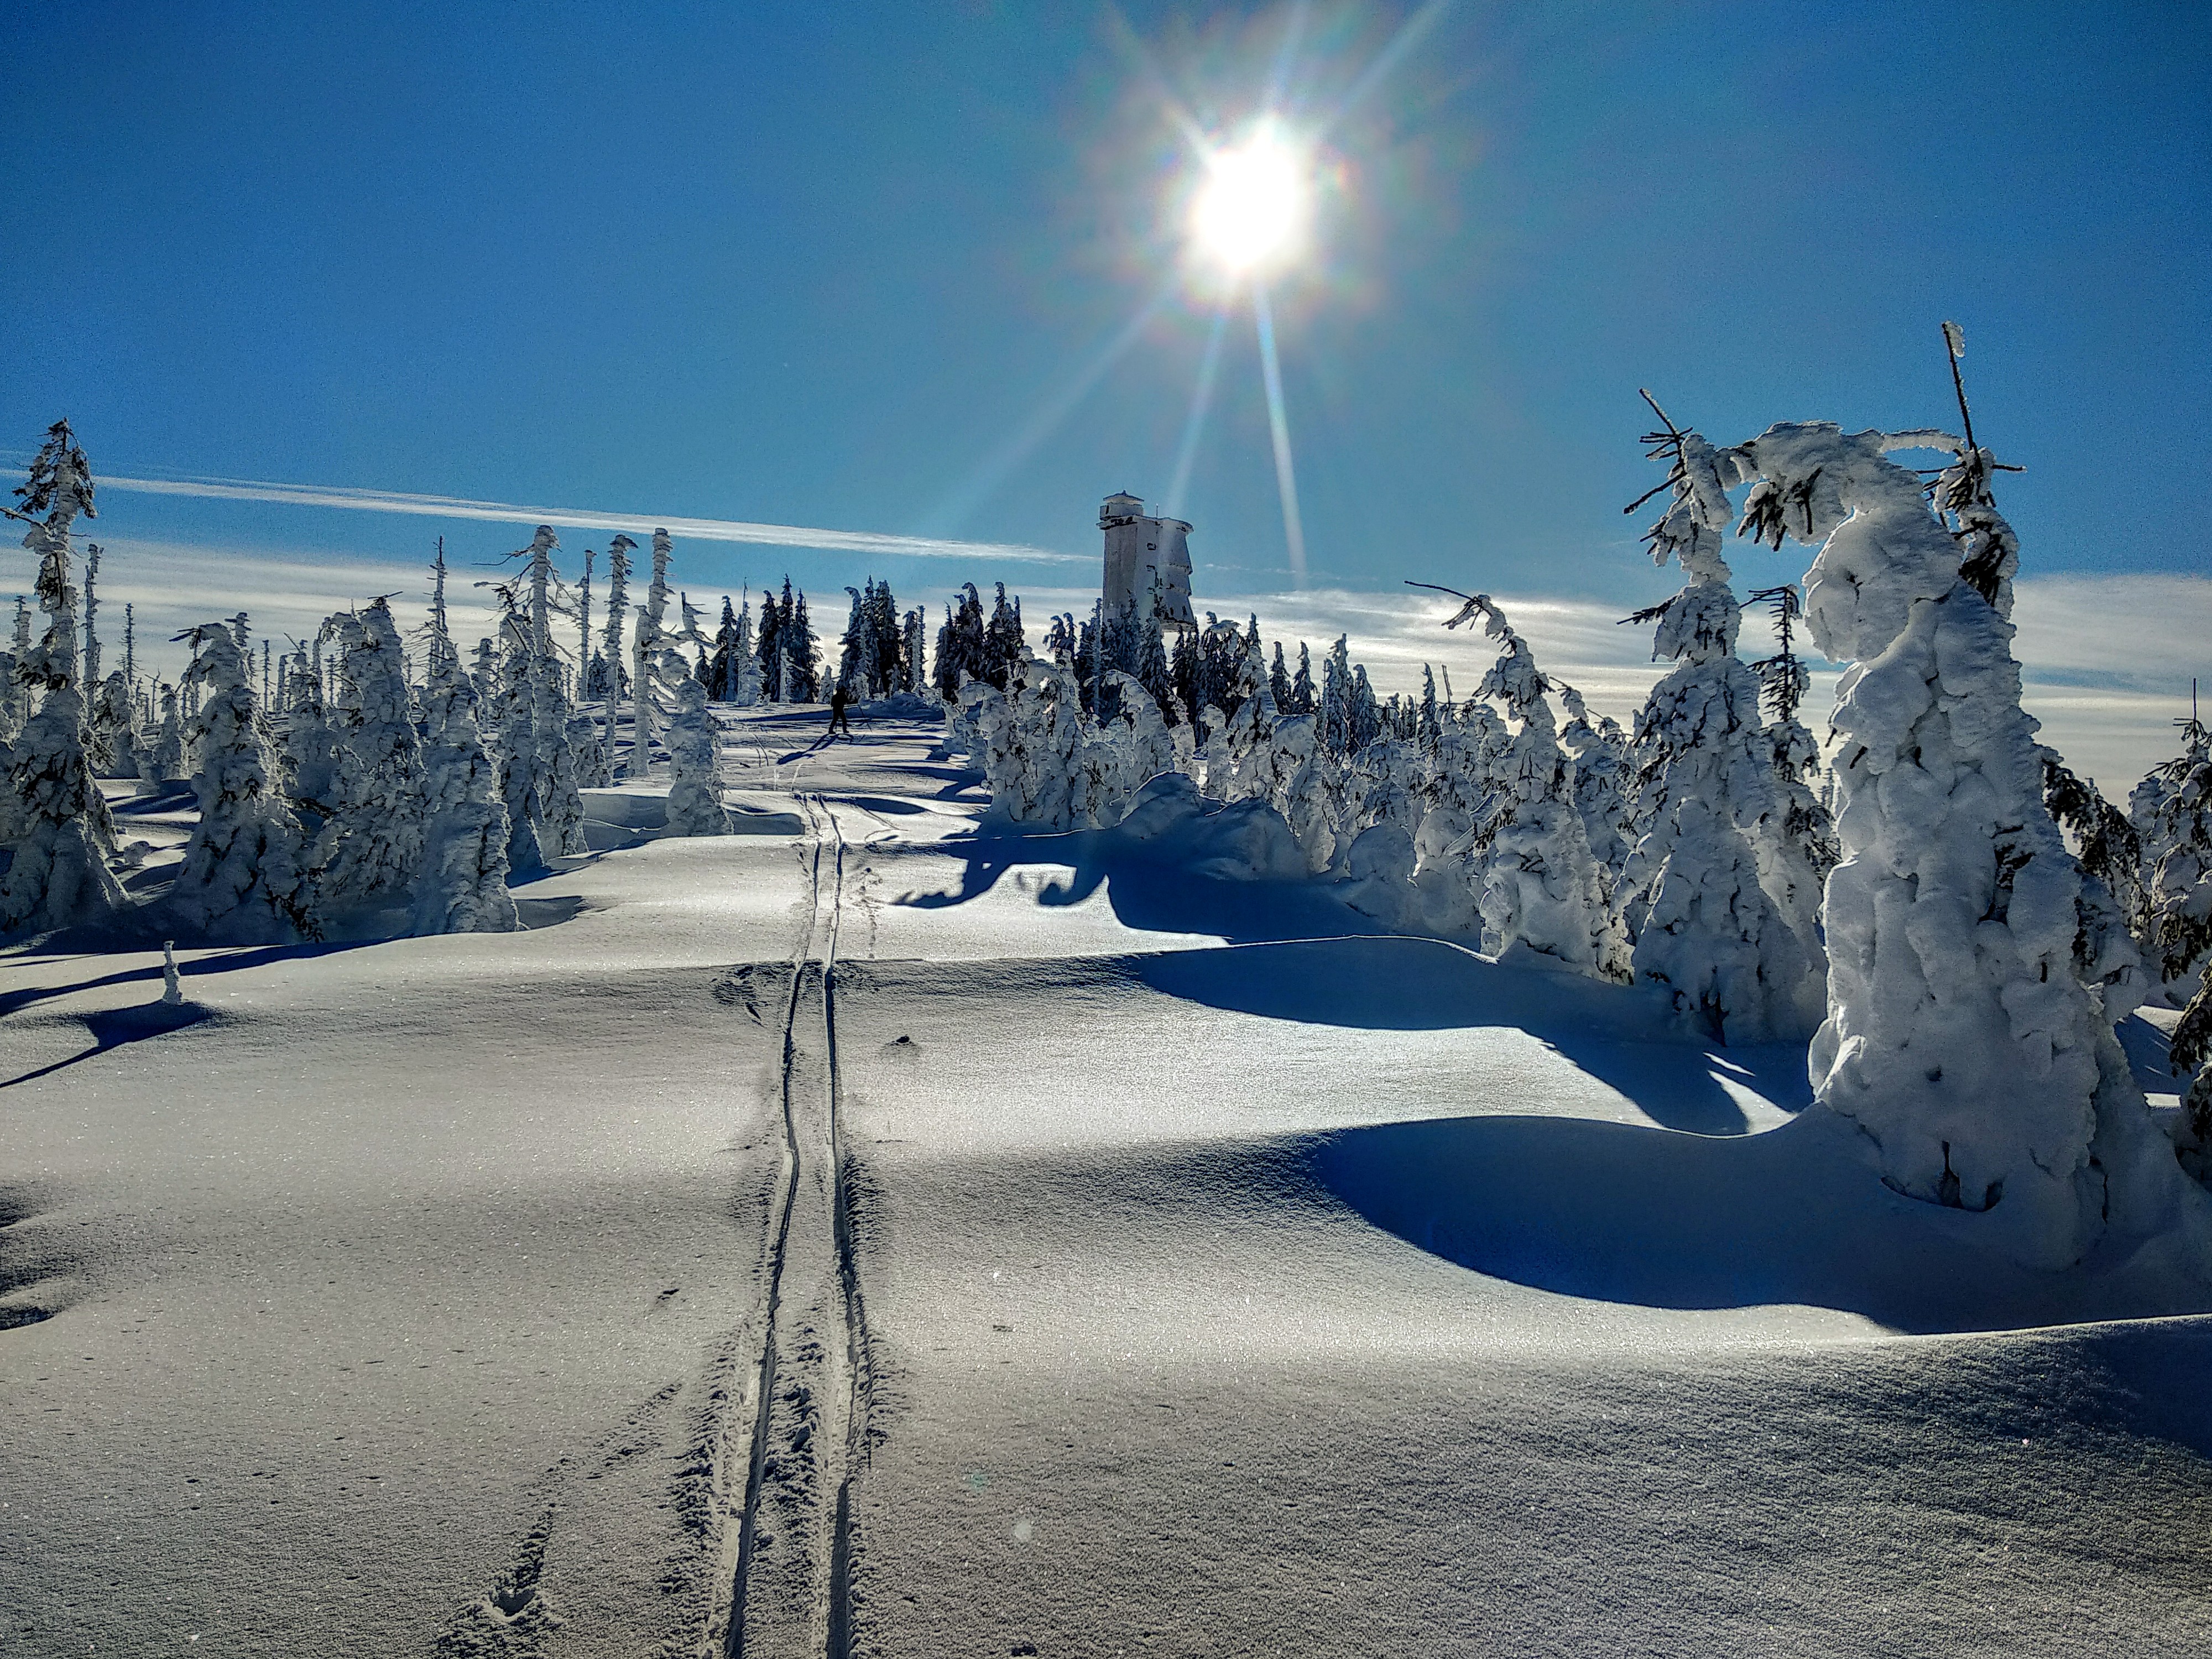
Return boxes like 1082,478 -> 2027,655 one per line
93,471 -> 1087,566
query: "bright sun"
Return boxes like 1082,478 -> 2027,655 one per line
1190,124 -> 1309,277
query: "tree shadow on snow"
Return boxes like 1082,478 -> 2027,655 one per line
1141,935 -> 1809,1136
895,827 -> 1811,1134
1311,1108 -> 2212,1337
0,998 -> 224,1091
0,939 -> 372,1022
2118,1013 -> 2182,1098
892,821 -> 1399,946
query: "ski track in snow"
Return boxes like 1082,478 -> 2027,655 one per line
712,782 -> 873,1659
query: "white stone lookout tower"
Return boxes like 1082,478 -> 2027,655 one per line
1099,492 -> 1197,633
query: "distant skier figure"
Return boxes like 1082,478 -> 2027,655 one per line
828,681 -> 854,739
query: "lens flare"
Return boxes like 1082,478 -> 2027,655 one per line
1189,124 -> 1310,276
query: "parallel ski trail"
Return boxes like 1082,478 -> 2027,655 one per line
820,807 -> 874,1659
709,790 -> 874,1659
707,794 -> 825,1658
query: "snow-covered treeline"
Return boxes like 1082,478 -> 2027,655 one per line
1,437 -> 765,943
922,389 -> 2212,1263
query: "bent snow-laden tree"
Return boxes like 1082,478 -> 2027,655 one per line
1,420 -> 125,933
1720,404 -> 2192,1263
164,622 -> 315,942
1617,401 -> 1823,1042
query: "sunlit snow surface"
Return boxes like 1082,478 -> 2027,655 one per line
3,707 -> 2209,1656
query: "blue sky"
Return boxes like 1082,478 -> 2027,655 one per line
4,2 -> 2208,774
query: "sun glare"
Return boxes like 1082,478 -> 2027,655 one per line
1190,124 -> 1309,277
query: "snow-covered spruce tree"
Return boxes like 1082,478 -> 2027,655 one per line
734,596 -> 763,705
1724,404 -> 2188,1260
1745,581 -> 1841,893
498,526 -> 589,852
1413,698 -> 1505,905
0,596 -> 30,743
1268,715 -> 1338,874
2143,700 -> 2212,1175
1,421 -> 125,933
624,530 -> 673,775
2161,726 -> 2212,1176
705,597 -> 744,701
964,651 -> 1087,830
933,583 -> 987,699
488,597 -> 546,870
468,637 -> 498,711
1611,406 -> 1823,1042
311,598 -> 427,918
1438,592 -> 1624,977
411,594 -> 517,936
281,640 -> 340,826
1084,667 -> 1179,825
2137,707 -> 2212,1011
1557,682 -> 1632,878
597,531 -> 634,739
81,542 -> 102,688
1198,632 -> 1278,804
570,547 -> 611,788
165,622 -> 315,941
1287,641 -> 1317,716
659,646 -> 732,836
983,584 -> 1026,689
902,607 -> 926,696
90,670 -> 140,780
839,583 -> 878,698
2042,751 -> 2148,998
152,683 -> 185,782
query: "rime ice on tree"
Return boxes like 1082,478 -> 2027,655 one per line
1616,404 -> 1822,1042
1,421 -> 125,933
312,598 -> 428,918
413,583 -> 517,936
626,529 -> 675,776
1718,405 -> 2192,1264
164,622 -> 314,941
659,647 -> 732,837
1433,592 -> 1624,978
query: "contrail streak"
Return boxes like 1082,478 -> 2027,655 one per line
90,472 -> 1086,565
1253,284 -> 1308,587
1164,304 -> 1231,519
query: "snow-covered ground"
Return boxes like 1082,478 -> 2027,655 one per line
4,706 -> 2210,1656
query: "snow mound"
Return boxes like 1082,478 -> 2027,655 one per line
862,690 -> 943,721
1107,772 -> 1306,881
1316,1105 -> 2212,1334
